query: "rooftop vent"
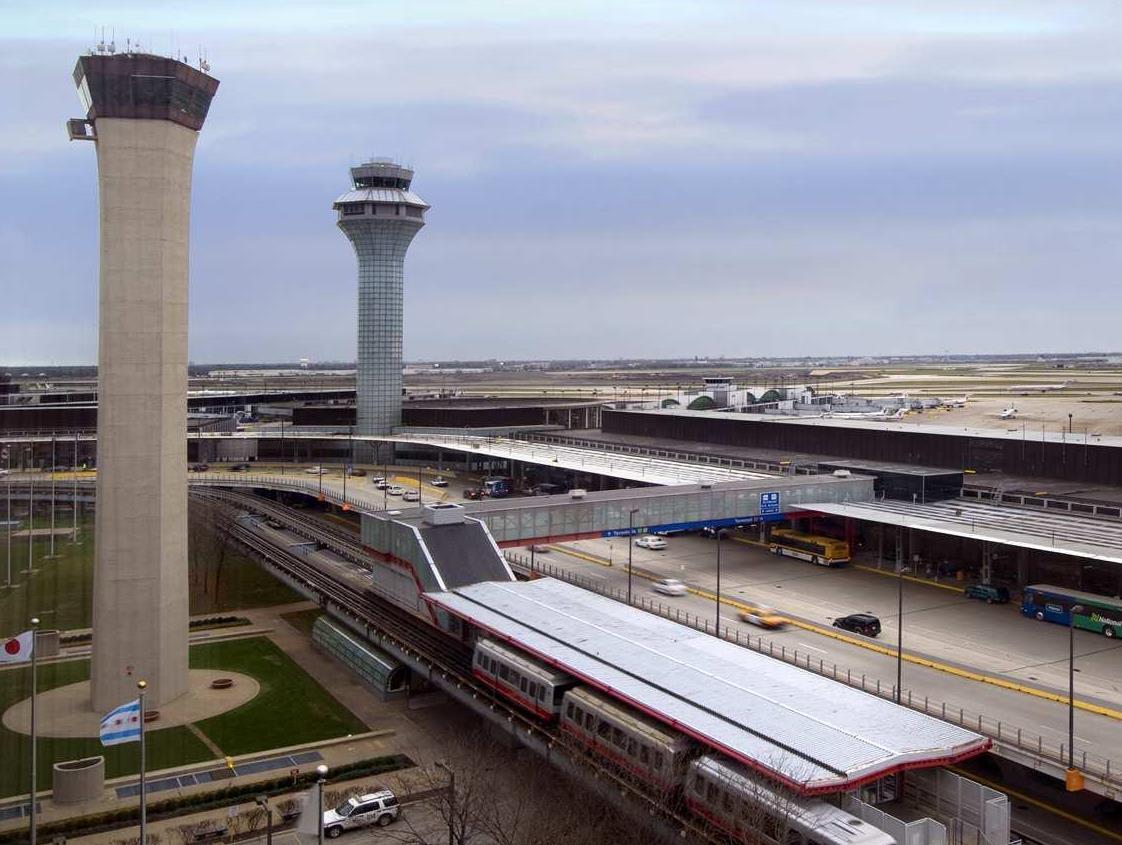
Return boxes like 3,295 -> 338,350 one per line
423,503 -> 466,526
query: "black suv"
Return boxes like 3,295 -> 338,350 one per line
832,613 -> 881,638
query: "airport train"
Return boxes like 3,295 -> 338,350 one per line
471,639 -> 896,845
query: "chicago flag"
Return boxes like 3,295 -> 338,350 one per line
100,698 -> 142,746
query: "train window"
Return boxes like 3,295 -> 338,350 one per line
722,792 -> 734,813
706,782 -> 718,802
585,713 -> 594,731
566,702 -> 575,719
538,685 -> 546,702
498,664 -> 509,681
692,776 -> 704,796
520,678 -> 528,693
654,752 -> 664,771
597,720 -> 610,740
640,746 -> 650,765
612,727 -> 625,749
627,738 -> 638,757
528,681 -> 536,698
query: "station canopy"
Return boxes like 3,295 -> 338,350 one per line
426,578 -> 989,795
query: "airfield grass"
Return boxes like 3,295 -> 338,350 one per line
0,636 -> 366,798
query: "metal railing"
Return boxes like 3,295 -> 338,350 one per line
504,551 -> 1121,794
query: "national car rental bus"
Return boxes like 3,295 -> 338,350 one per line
1021,584 -> 1122,639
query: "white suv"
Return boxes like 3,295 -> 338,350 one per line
323,789 -> 400,836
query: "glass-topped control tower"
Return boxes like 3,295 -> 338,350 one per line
333,161 -> 428,452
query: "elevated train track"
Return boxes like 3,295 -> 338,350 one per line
190,489 -> 727,845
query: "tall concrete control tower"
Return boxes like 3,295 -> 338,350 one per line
69,52 -> 218,709
334,161 -> 428,454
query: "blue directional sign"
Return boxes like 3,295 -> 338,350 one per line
760,492 -> 781,516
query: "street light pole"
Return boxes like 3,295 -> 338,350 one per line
896,557 -> 903,704
435,761 -> 455,845
315,764 -> 328,845
627,509 -> 638,605
715,525 -> 722,632
254,795 -> 273,845
1069,604 -> 1084,770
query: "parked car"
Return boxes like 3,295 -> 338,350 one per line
964,584 -> 1010,604
832,613 -> 882,638
370,476 -> 386,485
739,606 -> 786,629
529,544 -> 551,553
652,578 -> 688,597
305,466 -> 326,475
374,479 -> 390,489
323,789 -> 400,837
189,463 -> 209,472
387,486 -> 405,496
402,490 -> 420,502
634,536 -> 668,550
346,467 -> 367,477
229,463 -> 251,472
0,469 -> 9,478
430,476 -> 448,487
463,488 -> 483,500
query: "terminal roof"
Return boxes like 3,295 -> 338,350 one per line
426,578 -> 989,794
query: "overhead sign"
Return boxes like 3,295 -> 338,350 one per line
760,492 -> 781,516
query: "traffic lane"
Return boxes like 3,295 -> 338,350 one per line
576,535 -> 1122,699
528,546 -> 1122,757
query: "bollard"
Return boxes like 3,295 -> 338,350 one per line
924,696 -> 928,712
978,715 -> 982,731
1017,728 -> 1021,746
819,658 -> 824,673
997,722 -> 1001,740
942,703 -> 946,718
782,646 -> 786,660
877,679 -> 881,695
848,669 -> 852,683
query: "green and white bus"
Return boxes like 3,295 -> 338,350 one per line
1021,585 -> 1122,638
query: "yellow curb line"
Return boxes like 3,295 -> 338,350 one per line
548,544 -> 613,568
853,563 -> 964,594
947,766 -> 1122,844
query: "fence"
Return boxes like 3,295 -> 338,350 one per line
504,551 -> 1122,796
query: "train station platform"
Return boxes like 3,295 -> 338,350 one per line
425,578 -> 990,795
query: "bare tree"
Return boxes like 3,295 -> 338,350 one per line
187,498 -> 236,606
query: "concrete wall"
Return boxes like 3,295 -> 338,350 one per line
90,117 -> 196,709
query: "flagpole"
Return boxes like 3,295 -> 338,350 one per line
138,680 -> 147,845
29,616 -> 39,845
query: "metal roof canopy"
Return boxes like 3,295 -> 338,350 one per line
801,499 -> 1122,565
425,578 -> 988,795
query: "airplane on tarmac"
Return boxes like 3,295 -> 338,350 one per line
998,406 -> 1018,420
942,395 -> 970,408
827,407 -> 907,421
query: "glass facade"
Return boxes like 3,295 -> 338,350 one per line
312,615 -> 408,695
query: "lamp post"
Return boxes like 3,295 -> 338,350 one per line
137,680 -> 148,845
315,764 -> 328,845
896,555 -> 904,703
626,508 -> 639,605
28,617 -> 39,845
254,795 -> 273,845
1069,604 -> 1084,770
436,761 -> 455,845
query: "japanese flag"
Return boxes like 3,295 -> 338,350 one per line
0,630 -> 33,664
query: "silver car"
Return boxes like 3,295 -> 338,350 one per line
323,789 -> 400,837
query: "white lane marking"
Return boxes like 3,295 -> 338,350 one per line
796,642 -> 828,654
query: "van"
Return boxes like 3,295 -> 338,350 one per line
323,789 -> 400,836
964,584 -> 1010,604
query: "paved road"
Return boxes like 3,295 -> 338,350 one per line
526,534 -> 1122,771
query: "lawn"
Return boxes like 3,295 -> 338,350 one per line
0,636 -> 367,798
0,512 -> 301,636
190,636 -> 368,755
0,659 -> 212,797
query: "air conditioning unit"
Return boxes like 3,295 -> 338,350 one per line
423,503 -> 465,526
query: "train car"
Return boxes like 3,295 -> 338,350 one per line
472,638 -> 575,720
560,687 -> 695,793
686,756 -> 895,845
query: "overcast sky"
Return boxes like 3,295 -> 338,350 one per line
2,1 -> 1121,364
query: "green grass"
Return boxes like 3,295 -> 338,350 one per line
189,637 -> 367,755
0,636 -> 367,798
0,659 -> 212,797
0,515 -> 301,635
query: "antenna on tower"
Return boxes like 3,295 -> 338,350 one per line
199,48 -> 211,73
109,29 -> 116,54
96,27 -> 107,54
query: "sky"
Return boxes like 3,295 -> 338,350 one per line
2,0 -> 1121,364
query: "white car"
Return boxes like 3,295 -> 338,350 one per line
0,469 -> 9,478
402,490 -> 420,502
370,476 -> 386,485
386,486 -> 405,496
430,476 -> 449,487
323,789 -> 400,837
634,536 -> 668,550
652,578 -> 688,597
304,466 -> 326,475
